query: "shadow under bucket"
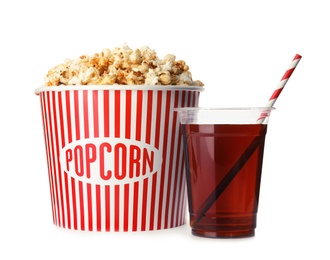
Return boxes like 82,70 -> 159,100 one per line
35,85 -> 203,232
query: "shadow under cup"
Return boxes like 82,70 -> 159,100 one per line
175,107 -> 274,238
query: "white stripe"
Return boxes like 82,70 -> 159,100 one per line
276,78 -> 288,90
289,58 -> 300,69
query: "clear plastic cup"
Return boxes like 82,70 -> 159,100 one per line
175,107 -> 274,238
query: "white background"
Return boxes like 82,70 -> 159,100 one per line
1,0 -> 329,259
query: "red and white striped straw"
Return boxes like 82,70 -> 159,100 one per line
257,54 -> 302,123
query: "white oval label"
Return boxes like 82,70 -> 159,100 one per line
59,138 -> 162,185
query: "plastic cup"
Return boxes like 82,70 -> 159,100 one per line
35,85 -> 203,232
175,107 -> 274,238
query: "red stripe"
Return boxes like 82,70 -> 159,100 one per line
58,93 -> 66,149
257,112 -> 269,121
53,92 -> 66,228
74,91 -> 80,140
94,92 -> 101,231
83,91 -> 93,231
135,90 -> 143,141
125,90 -> 131,139
171,90 -> 186,226
178,149 -> 186,225
96,185 -> 101,231
65,91 -> 72,144
64,91 -> 74,229
71,177 -> 78,230
104,90 -> 110,137
181,176 -> 187,224
177,88 -> 189,223
144,91 -> 153,229
79,181 -> 85,230
132,182 -> 139,231
269,88 -> 283,100
64,172 -> 71,229
294,54 -> 302,60
114,185 -> 120,231
150,90 -> 163,229
93,90 -> 99,138
58,93 -> 70,231
132,90 -> 141,230
83,91 -> 89,138
105,185 -> 110,231
47,92 -> 61,227
157,91 -> 171,229
123,184 -> 129,231
87,183 -> 93,231
46,92 -> 58,226
177,91 -> 194,225
149,174 -> 157,230
41,93 -> 56,225
104,91 -> 110,230
196,91 -> 199,103
178,149 -> 187,225
281,68 -> 294,80
74,92 -> 84,230
115,90 -> 121,138
154,91 -> 163,149
170,91 -> 186,227
65,91 -> 77,229
146,91 -> 153,144
170,91 -> 182,227
164,91 -> 179,228
141,178 -> 148,231
187,90 -> 192,107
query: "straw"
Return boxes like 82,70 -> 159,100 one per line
191,54 -> 302,228
257,54 -> 302,123
192,129 -> 266,228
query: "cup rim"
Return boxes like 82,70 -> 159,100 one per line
174,107 -> 276,112
35,85 -> 205,94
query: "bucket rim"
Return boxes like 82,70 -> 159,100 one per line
35,85 -> 205,95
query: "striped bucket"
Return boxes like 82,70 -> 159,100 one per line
35,85 -> 203,231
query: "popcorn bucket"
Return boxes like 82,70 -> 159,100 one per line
35,85 -> 203,232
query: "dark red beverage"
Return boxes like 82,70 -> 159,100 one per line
182,124 -> 268,238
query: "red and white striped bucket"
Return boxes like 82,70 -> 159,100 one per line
35,85 -> 203,232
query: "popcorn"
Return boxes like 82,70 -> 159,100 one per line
44,44 -> 204,87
